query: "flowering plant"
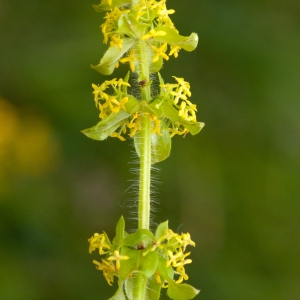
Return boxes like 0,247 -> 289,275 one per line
82,0 -> 204,299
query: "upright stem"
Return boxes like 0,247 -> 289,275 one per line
138,113 -> 151,230
133,37 -> 152,300
137,39 -> 152,231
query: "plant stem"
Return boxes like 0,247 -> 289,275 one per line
138,113 -> 151,230
133,36 -> 152,300
137,39 -> 152,231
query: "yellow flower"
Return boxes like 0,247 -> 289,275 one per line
169,126 -> 188,138
175,265 -> 189,283
166,249 -> 192,268
127,113 -> 142,137
102,95 -> 128,114
110,132 -> 126,141
154,270 -> 162,284
169,45 -> 181,58
151,115 -> 162,136
107,0 -> 112,6
110,34 -> 123,50
93,260 -> 116,286
102,96 -> 121,113
172,76 -> 191,97
142,29 -> 166,40
166,250 -> 182,267
151,43 -> 169,62
181,232 -> 196,251
178,101 -> 187,118
88,233 -> 111,255
119,49 -> 137,72
108,78 -> 131,87
92,83 -> 108,102
107,250 -> 129,270
100,23 -> 109,44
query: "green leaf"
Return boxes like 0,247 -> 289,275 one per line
113,216 -> 125,245
148,98 -> 164,117
124,277 -> 134,300
153,26 -> 198,52
161,101 -> 205,135
139,100 -> 157,115
91,38 -> 135,75
103,231 -> 113,248
151,129 -> 171,164
147,275 -> 162,300
123,229 -> 155,247
134,125 -> 171,164
117,13 -> 148,38
167,281 -> 200,300
81,110 -> 130,141
122,71 -> 130,94
120,248 -> 159,279
155,220 -> 169,240
125,96 -> 140,114
108,280 -> 126,300
93,0 -> 132,12
157,255 -> 174,281
157,72 -> 165,86
150,55 -> 163,73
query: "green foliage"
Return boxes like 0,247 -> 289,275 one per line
89,217 -> 199,299
85,0 -> 202,298
167,281 -> 200,300
91,38 -> 135,75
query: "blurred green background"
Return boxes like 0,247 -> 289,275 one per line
1,0 -> 300,299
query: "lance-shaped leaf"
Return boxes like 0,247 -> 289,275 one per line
161,101 -> 205,135
91,38 -> 135,75
152,26 -> 198,52
103,231 -> 113,248
122,71 -> 130,94
167,281 -> 200,300
155,220 -> 169,240
117,13 -> 148,39
93,0 -> 132,12
108,280 -> 126,300
81,110 -> 130,141
113,215 -> 125,245
119,248 -> 158,279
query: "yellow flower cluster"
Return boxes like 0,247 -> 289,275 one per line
92,74 -> 197,140
147,229 -> 195,285
159,76 -> 198,137
89,228 -> 195,287
98,0 -> 182,68
92,79 -> 164,141
92,78 -> 130,119
88,233 -> 129,286
101,6 -> 129,45
135,0 -> 175,27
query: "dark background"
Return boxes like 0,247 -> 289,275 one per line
1,0 -> 300,299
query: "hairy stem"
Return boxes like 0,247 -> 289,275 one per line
138,113 -> 151,231
137,39 -> 152,231
133,34 -> 152,300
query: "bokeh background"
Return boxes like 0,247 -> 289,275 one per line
1,0 -> 300,299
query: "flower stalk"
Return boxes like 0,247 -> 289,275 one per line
83,0 -> 205,299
